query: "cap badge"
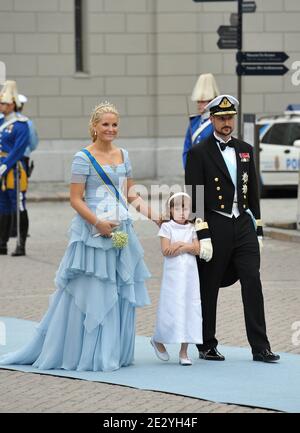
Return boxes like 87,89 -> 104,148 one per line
219,97 -> 231,108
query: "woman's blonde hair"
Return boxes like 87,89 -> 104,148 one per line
89,101 -> 119,142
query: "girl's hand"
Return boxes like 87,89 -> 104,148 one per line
177,240 -> 200,255
95,220 -> 119,237
166,242 -> 185,256
171,241 -> 186,250
177,245 -> 188,254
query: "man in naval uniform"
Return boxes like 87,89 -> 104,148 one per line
0,80 -> 30,256
185,94 -> 280,363
182,73 -> 219,168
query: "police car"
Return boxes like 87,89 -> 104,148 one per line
257,104 -> 300,195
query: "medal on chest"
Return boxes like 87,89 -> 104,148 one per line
239,152 -> 250,162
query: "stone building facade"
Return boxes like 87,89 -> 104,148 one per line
0,0 -> 299,180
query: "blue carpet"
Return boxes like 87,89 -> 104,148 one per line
0,317 -> 299,413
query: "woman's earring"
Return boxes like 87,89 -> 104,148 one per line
93,131 -> 97,138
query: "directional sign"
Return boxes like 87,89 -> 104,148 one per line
230,13 -> 239,26
218,38 -> 238,49
237,51 -> 289,63
217,25 -> 237,37
193,1 -> 235,2
242,1 -> 256,13
236,64 -> 289,76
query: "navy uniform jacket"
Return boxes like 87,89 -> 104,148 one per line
185,134 -> 263,241
0,113 -> 30,175
182,114 -> 214,168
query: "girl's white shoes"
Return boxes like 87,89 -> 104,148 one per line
179,357 -> 192,366
150,337 -> 170,361
150,337 -> 192,365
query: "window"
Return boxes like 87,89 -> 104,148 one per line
289,123 -> 300,146
262,123 -> 293,146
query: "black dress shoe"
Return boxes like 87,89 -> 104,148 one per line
0,246 -> 7,255
253,349 -> 280,363
199,347 -> 225,361
11,246 -> 26,256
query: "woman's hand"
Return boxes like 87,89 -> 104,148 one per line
95,220 -> 119,237
153,215 -> 163,227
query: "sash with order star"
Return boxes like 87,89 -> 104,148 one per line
81,148 -> 128,211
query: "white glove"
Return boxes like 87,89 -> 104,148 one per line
258,237 -> 263,254
199,238 -> 213,262
0,164 -> 7,176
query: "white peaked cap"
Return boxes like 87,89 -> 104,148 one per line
191,73 -> 220,102
18,94 -> 28,104
205,94 -> 239,116
0,80 -> 22,109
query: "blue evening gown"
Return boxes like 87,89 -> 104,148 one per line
0,148 -> 151,372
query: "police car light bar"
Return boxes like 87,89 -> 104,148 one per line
285,104 -> 300,115
286,104 -> 300,111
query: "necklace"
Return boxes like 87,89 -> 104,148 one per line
90,148 -> 120,171
104,154 -> 118,171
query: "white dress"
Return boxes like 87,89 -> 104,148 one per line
153,220 -> 203,344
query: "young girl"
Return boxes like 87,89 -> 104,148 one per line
151,192 -> 203,366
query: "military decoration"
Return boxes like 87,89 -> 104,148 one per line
242,184 -> 248,194
242,172 -> 248,183
239,152 -> 250,162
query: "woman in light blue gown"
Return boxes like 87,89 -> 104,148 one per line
0,101 -> 160,372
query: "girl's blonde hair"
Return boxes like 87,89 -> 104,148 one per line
89,101 -> 119,142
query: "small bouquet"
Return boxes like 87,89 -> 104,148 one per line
111,231 -> 128,249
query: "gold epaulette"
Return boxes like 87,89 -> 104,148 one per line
195,218 -> 208,231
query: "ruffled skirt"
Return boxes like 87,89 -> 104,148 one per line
0,216 -> 151,372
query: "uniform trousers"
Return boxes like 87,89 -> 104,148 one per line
197,211 -> 270,354
0,188 -> 26,214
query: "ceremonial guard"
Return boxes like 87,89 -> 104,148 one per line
185,94 -> 280,363
182,73 -> 219,168
18,94 -> 39,178
8,94 -> 39,238
0,80 -> 30,256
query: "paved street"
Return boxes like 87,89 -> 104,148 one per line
0,200 -> 300,413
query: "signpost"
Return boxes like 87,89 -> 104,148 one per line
242,1 -> 256,13
237,64 -> 289,76
217,38 -> 238,49
217,25 -> 238,36
237,50 -> 289,77
237,0 -> 243,138
230,13 -> 238,26
193,0 -> 290,138
236,51 -> 289,63
217,25 -> 238,49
